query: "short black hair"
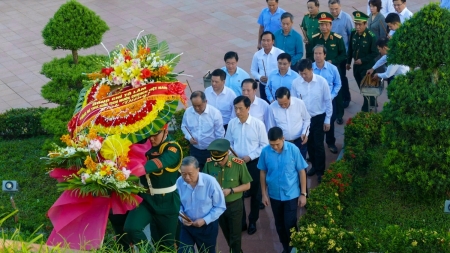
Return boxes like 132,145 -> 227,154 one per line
268,127 -> 284,141
281,12 -> 294,22
190,90 -> 206,102
385,13 -> 401,24
277,53 -> 292,63
224,51 -> 238,62
233,96 -> 251,108
308,0 -> 320,7
313,44 -> 327,55
296,59 -> 313,72
275,87 -> 290,100
369,0 -> 382,12
266,0 -> 279,2
211,68 -> 226,81
393,0 -> 406,3
261,31 -> 275,41
328,0 -> 340,5
376,37 -> 389,48
241,78 -> 258,90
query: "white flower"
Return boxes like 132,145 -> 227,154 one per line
81,173 -> 90,184
104,160 -> 115,167
131,78 -> 141,88
88,139 -> 102,151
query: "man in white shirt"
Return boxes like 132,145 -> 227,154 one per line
182,91 -> 225,170
367,0 -> 395,17
251,31 -> 284,103
205,69 -> 237,131
221,51 -> 250,96
225,96 -> 269,235
366,37 -> 409,82
267,87 -> 311,159
291,59 -> 332,183
241,78 -> 270,126
393,0 -> 413,23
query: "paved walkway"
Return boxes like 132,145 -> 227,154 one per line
0,0 -> 430,252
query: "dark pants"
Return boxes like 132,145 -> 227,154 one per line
353,64 -> 375,112
178,220 -> 219,253
224,124 -> 228,132
325,96 -> 341,146
189,145 -> 210,171
219,199 -> 243,253
291,137 -> 307,160
259,82 -> 270,104
308,113 -> 326,176
109,211 -> 133,252
270,197 -> 298,253
339,60 -> 351,102
242,158 -> 261,225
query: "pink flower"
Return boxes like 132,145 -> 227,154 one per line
121,167 -> 131,179
88,139 -> 102,151
81,173 -> 90,184
131,78 -> 141,88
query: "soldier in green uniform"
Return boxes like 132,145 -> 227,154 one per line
346,11 -> 378,112
301,0 -> 321,60
203,139 -> 252,253
310,12 -> 346,125
109,123 -> 182,251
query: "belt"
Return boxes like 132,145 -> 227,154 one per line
146,184 -> 177,195
287,137 -> 301,143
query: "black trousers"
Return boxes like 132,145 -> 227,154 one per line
242,158 -> 261,225
354,64 -> 374,112
219,199 -> 243,253
258,82 -> 270,104
339,60 -> 351,102
178,220 -> 219,253
189,145 -> 210,171
308,113 -> 326,176
270,197 -> 298,253
325,97 -> 338,146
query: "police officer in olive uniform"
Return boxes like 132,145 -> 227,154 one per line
204,139 -> 252,253
310,12 -> 346,125
346,11 -> 378,112
301,0 -> 321,61
109,124 -> 182,251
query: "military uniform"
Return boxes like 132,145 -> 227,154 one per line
204,139 -> 252,253
301,14 -> 320,60
347,11 -> 378,112
110,135 -> 182,251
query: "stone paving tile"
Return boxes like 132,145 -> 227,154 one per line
0,0 -> 432,251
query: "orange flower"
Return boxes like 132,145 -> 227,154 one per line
118,155 -> 130,168
87,72 -> 106,80
60,134 -> 73,146
115,171 -> 127,181
158,66 -> 169,76
84,156 -> 97,171
96,85 -> 111,100
87,129 -> 98,140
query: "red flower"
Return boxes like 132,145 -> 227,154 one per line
140,68 -> 152,79
323,206 -> 328,210
124,55 -> 132,62
351,153 -> 356,159
337,173 -> 342,179
101,67 -> 114,76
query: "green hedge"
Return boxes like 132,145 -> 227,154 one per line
0,108 -> 48,139
170,109 -> 190,158
0,136 -> 59,234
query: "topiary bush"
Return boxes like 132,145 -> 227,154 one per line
170,109 -> 190,158
0,108 -> 48,139
42,0 -> 109,64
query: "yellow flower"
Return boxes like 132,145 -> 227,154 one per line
100,135 -> 132,161
60,134 -> 73,146
309,242 -> 314,248
411,240 -> 418,247
336,247 -> 342,252
327,239 -> 336,250
335,192 -> 339,196
337,205 -> 342,211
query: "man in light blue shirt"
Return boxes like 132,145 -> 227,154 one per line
442,0 -> 450,9
259,126 -> 308,253
266,53 -> 299,103
177,156 -> 226,253
221,51 -> 250,96
274,12 -> 303,68
329,0 -> 354,107
257,0 -> 286,49
312,45 -> 341,154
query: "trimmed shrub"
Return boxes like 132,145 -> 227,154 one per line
170,109 -> 190,158
0,108 -> 48,139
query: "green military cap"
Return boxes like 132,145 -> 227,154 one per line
353,11 -> 369,23
207,139 -> 230,161
317,12 -> 334,23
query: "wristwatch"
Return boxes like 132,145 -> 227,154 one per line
230,188 -> 235,194
301,192 -> 308,197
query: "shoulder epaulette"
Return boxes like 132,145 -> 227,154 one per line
333,33 -> 342,39
232,157 -> 244,165
312,33 -> 320,38
368,30 -> 376,37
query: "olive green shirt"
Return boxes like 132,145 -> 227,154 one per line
310,32 -> 347,65
301,14 -> 320,42
204,156 -> 253,203
346,28 -> 378,67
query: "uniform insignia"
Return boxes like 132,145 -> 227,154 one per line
168,147 -> 178,153
330,35 -> 333,40
152,158 -> 163,169
206,158 -> 212,162
356,13 -> 361,17
331,44 -> 336,47
363,32 -> 366,38
232,157 -> 244,165
151,152 -> 160,155
368,31 -> 375,37
312,33 -> 320,38
334,33 -> 342,39
321,13 -> 326,18
227,161 -> 232,167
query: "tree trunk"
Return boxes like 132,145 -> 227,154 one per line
72,49 -> 78,65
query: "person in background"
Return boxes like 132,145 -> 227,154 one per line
266,53 -> 299,103
301,0 -> 321,60
259,126 -> 308,253
393,0 -> 413,23
241,78 -> 270,126
204,139 -> 252,253
257,0 -> 286,50
182,91 -> 225,170
328,0 -> 354,109
177,156 -> 226,253
367,0 -> 395,17
367,0 -> 388,40
221,51 -> 250,96
205,69 -> 237,131
274,12 -> 303,69
385,12 -> 401,38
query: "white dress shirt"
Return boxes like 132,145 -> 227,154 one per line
291,74 -> 333,124
378,64 -> 409,79
250,46 -> 284,84
398,7 -> 413,23
372,55 -> 387,70
367,0 -> 395,17
225,115 -> 269,160
249,96 -> 270,127
205,86 -> 237,125
181,104 -> 225,150
267,96 -> 311,141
